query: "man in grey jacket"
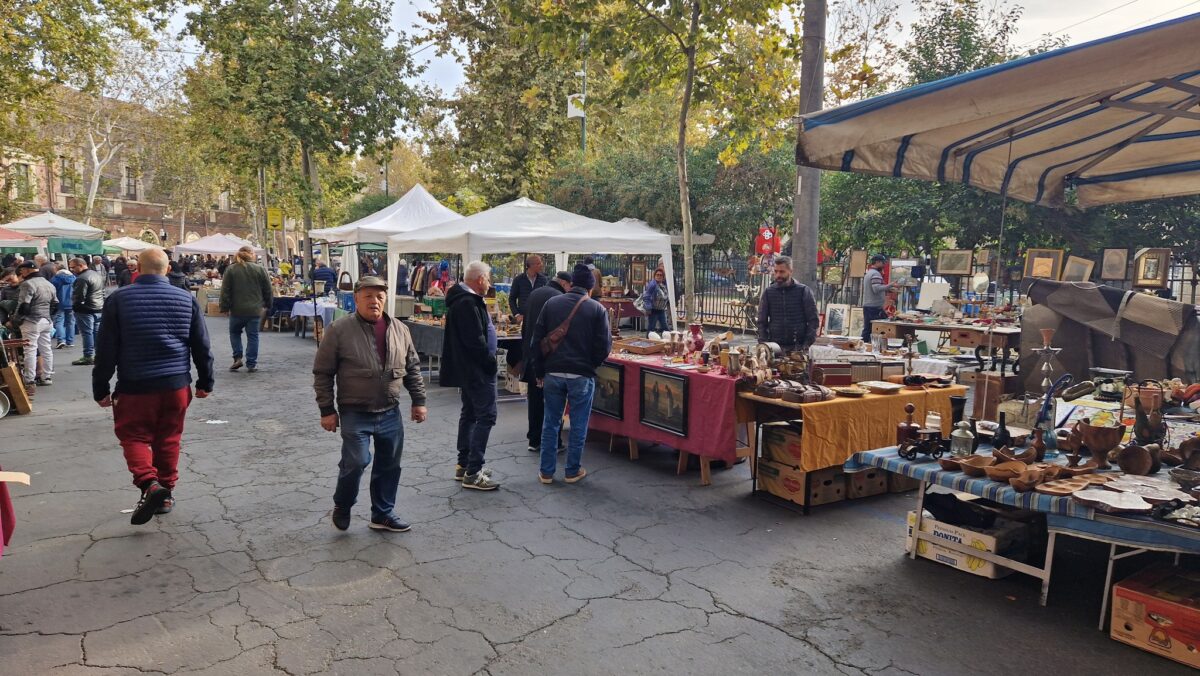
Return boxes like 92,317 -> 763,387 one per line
15,261 -> 56,388
862,254 -> 897,342
313,276 -> 427,533
70,257 -> 105,365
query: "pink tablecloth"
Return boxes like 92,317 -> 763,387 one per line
587,355 -> 737,462
599,298 -> 643,320
0,468 -> 14,558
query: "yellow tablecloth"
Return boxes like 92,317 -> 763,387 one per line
739,385 -> 968,472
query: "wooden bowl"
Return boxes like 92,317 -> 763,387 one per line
1009,467 -> 1046,492
1078,420 -> 1126,455
938,457 -> 964,472
958,455 -> 996,477
984,461 -> 1028,482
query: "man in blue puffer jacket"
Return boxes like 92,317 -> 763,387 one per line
93,247 -> 216,526
50,262 -> 76,349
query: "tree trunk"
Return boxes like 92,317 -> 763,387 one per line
300,142 -> 321,277
677,2 -> 701,325
258,165 -> 269,256
793,0 -> 827,285
179,208 -> 186,247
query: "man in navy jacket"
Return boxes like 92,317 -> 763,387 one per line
93,247 -> 215,525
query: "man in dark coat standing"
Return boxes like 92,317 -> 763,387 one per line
441,261 -> 500,490
520,271 -> 571,452
93,247 -> 215,525
757,255 -> 818,353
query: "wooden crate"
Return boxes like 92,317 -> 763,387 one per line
0,363 -> 32,414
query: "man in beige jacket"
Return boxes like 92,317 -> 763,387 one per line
313,276 -> 426,532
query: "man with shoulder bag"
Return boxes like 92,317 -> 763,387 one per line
529,264 -> 612,484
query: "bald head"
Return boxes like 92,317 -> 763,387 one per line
139,247 -> 169,275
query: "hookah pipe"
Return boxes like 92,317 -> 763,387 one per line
1036,374 -> 1074,427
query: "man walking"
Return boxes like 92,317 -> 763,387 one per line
757,256 -> 818,353
93,247 -> 214,525
70,257 -> 105,366
220,246 -> 273,372
442,261 -> 500,490
50,262 -> 76,349
862,254 -> 897,342
15,261 -> 56,389
521,271 -> 572,453
313,276 -> 426,532
529,264 -> 612,484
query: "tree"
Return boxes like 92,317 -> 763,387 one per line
342,193 -> 398,225
185,0 -> 421,266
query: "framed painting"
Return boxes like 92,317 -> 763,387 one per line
1100,248 -> 1128,281
822,263 -> 845,287
1061,255 -> 1095,282
824,303 -> 849,335
640,369 -> 688,436
1023,248 -> 1064,280
976,249 -> 991,265
890,259 -> 918,287
1133,248 -> 1171,288
936,249 -> 973,276
630,262 -> 647,286
847,306 -> 865,338
593,361 -> 624,419
848,250 -> 868,278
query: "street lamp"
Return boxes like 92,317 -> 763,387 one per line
379,164 -> 389,198
159,228 -> 168,245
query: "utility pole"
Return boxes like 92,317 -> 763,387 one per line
579,34 -> 588,154
793,0 -> 826,285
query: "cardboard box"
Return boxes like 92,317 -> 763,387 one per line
1111,566 -> 1200,669
758,460 -> 845,507
846,468 -> 887,499
760,421 -> 804,467
205,302 -> 227,317
904,511 -> 1030,579
888,472 -> 922,493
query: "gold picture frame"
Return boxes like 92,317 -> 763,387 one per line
1133,248 -> 1171,289
1061,255 -> 1095,282
1100,248 -> 1128,281
822,262 -> 845,287
631,262 -> 647,286
1023,248 -> 1064,280
848,250 -> 868,278
936,249 -> 973,276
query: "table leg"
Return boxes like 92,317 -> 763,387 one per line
1040,531 -> 1057,607
1099,543 -> 1117,631
699,457 -> 712,486
628,437 -> 639,461
676,450 -> 688,475
972,345 -> 986,373
999,342 -> 1010,377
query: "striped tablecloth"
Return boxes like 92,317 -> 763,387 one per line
845,446 -> 1095,519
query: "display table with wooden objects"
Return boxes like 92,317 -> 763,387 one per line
871,319 -> 1021,375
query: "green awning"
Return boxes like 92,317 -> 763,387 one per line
48,237 -> 103,255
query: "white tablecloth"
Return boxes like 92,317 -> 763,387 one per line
809,345 -> 960,377
291,300 -> 339,326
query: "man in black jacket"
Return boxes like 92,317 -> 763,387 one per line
757,256 -> 818,353
529,264 -> 611,484
69,257 -> 105,365
509,254 -> 547,321
441,261 -> 500,491
521,271 -> 571,452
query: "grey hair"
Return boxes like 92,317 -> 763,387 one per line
774,255 -> 793,269
464,260 -> 491,282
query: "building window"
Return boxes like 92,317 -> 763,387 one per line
125,166 -> 137,200
12,163 -> 33,201
59,157 -> 74,194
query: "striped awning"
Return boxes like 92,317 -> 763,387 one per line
795,13 -> 1200,208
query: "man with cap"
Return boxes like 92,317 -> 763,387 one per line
313,275 -> 427,532
14,260 -> 57,389
521,270 -> 573,453
529,264 -> 611,483
757,255 -> 818,354
862,254 -> 898,342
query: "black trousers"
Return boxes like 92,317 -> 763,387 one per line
863,306 -> 888,342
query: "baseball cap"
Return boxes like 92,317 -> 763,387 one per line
18,260 -> 37,269
555,271 -> 573,283
354,275 -> 388,292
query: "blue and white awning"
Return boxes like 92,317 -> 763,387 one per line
796,13 -> 1200,208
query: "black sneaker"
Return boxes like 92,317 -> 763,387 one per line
35,376 -> 52,386
454,465 -> 494,482
230,359 -> 243,371
368,514 -> 411,532
247,365 -> 258,373
55,341 -> 66,349
72,356 -> 95,366
331,506 -> 351,531
527,445 -> 539,453
131,482 -> 170,525
157,496 -> 175,515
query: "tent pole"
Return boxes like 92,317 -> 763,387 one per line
981,133 -> 1015,420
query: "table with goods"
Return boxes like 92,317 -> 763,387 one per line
870,314 -> 1022,376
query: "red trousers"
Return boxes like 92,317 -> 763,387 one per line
113,386 -> 192,490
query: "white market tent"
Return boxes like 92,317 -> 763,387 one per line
310,184 -> 461,280
0,227 -> 46,254
174,233 -> 265,256
385,197 -> 677,324
104,236 -> 156,253
795,12 -> 1200,208
4,212 -> 106,239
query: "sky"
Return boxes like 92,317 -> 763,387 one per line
389,0 -> 1200,94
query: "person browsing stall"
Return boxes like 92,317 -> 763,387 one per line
521,271 -> 572,453
862,254 -> 898,342
757,255 -> 818,353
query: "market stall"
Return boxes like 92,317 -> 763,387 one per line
3,212 -> 105,255
0,227 -> 46,256
173,233 -> 265,257
103,236 -> 156,253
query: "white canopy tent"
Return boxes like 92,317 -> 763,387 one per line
0,227 -> 46,254
104,236 -> 156,253
385,197 -> 676,324
174,233 -> 265,257
309,184 -> 461,281
4,212 -> 106,240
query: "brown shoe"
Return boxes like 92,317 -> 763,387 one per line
538,474 -> 553,484
564,469 -> 587,484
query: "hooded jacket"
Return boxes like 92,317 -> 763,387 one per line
440,282 -> 495,387
51,270 -> 76,310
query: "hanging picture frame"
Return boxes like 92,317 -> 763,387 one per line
630,262 -> 647,286
848,250 -> 868,278
822,263 -> 845,287
824,303 -> 849,335
847,306 -> 865,338
1133,248 -> 1171,289
1061,255 -> 1095,282
936,249 -> 973,276
1100,248 -> 1129,281
593,361 -> 624,419
1023,248 -> 1064,280
639,369 -> 688,436
889,259 -> 918,287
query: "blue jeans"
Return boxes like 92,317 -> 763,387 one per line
456,372 -> 497,475
76,312 -> 99,357
647,309 -> 668,334
229,315 -> 261,366
53,309 -> 75,345
540,375 -> 594,477
333,407 -> 404,520
863,306 -> 888,342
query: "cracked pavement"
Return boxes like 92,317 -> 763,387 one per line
0,316 -> 1190,675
